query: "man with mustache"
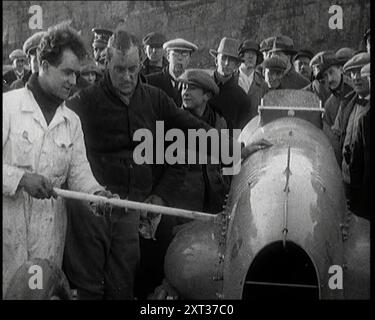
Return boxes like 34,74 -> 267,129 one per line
2,23 -> 113,297
331,52 -> 370,219
146,38 -> 198,107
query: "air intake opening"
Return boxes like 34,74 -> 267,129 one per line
242,241 -> 319,299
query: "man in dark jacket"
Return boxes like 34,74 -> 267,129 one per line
64,28 -> 232,300
208,37 -> 252,130
293,49 -> 314,81
263,35 -> 310,89
140,32 -> 168,76
146,38 -> 198,107
331,52 -> 370,219
262,56 -> 287,90
310,51 -> 354,161
177,69 -> 231,213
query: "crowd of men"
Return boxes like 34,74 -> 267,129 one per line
2,21 -> 371,300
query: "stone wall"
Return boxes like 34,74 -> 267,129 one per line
3,0 -> 370,67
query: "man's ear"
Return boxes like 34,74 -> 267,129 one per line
40,60 -> 49,73
204,92 -> 213,102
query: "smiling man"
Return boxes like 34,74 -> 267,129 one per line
2,23 -> 112,297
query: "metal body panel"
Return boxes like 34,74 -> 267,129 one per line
164,220 -> 221,299
223,117 -> 347,299
164,90 -> 369,299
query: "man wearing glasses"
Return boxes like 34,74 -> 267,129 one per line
146,38 -> 198,107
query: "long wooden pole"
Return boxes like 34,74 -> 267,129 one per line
54,188 -> 215,222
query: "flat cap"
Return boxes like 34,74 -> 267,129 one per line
238,39 -> 263,63
262,56 -> 287,71
163,38 -> 198,52
260,35 -> 296,54
9,49 -> 27,62
310,50 -> 340,79
343,52 -> 371,72
23,31 -> 46,56
142,32 -> 166,47
335,47 -> 355,65
92,28 -> 113,48
178,69 -> 219,95
361,63 -> 370,78
293,49 -> 314,61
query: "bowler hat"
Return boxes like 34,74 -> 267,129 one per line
310,51 -> 340,79
343,52 -> 371,72
238,39 -> 263,64
361,63 -> 370,78
262,56 -> 287,71
92,28 -> 113,48
23,31 -> 46,56
209,37 -> 241,61
142,32 -> 166,47
178,69 -> 219,95
9,49 -> 27,62
163,38 -> 198,52
335,47 -> 355,66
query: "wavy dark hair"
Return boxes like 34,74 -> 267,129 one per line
37,22 -> 87,66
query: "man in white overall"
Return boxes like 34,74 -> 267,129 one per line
2,23 -> 114,296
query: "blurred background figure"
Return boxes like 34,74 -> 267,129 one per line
80,59 -> 102,85
9,31 -> 47,91
293,49 -> 314,80
3,49 -> 28,89
141,32 -> 168,76
358,28 -> 370,54
91,27 -> 113,71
